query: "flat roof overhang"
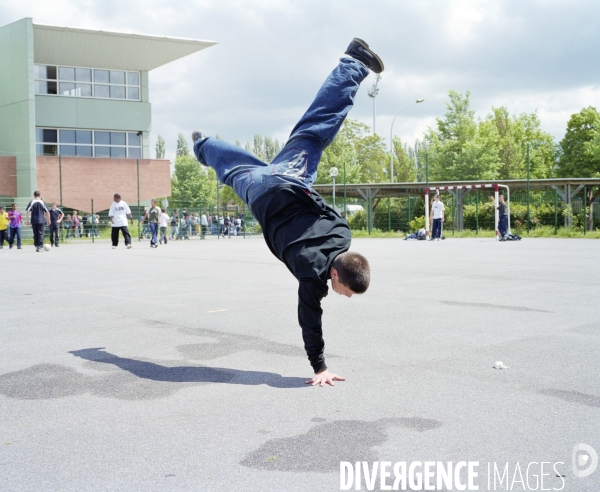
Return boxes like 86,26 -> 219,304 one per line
32,23 -> 216,71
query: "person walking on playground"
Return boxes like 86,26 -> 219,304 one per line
7,203 -> 23,249
159,208 -> 170,245
108,193 -> 134,249
170,209 -> 179,239
0,206 -> 8,249
26,191 -> 50,252
201,211 -> 208,239
498,194 -> 509,239
192,38 -> 381,386
48,202 -> 64,247
141,199 -> 161,248
430,194 -> 445,241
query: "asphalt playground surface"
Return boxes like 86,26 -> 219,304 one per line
1,235 -> 599,491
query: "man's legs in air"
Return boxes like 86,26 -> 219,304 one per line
193,39 -> 382,208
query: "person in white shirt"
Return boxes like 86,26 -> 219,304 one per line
430,194 -> 445,241
159,208 -> 170,244
201,211 -> 208,239
108,193 -> 134,249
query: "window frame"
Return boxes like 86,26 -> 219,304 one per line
35,127 -> 143,159
34,64 -> 141,102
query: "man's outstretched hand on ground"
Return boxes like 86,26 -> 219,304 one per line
306,370 -> 346,387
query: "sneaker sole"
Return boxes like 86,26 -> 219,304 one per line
352,37 -> 384,73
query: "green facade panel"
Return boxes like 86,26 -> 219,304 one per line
0,18 -> 36,197
35,96 -> 151,132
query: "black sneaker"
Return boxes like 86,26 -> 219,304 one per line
344,38 -> 384,73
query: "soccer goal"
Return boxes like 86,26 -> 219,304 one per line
424,184 -> 510,240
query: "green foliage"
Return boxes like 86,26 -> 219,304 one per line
170,154 -> 216,208
317,120 -> 387,185
391,136 -> 416,182
176,133 -> 190,158
244,134 -> 282,162
424,91 -> 500,181
481,107 -> 556,179
424,91 -> 557,181
557,106 -> 600,178
155,135 -> 165,159
347,209 -> 367,230
409,215 -> 425,231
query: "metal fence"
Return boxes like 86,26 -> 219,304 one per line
318,189 -> 600,235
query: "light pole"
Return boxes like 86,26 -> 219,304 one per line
389,99 -> 424,183
367,74 -> 381,134
329,166 -> 339,209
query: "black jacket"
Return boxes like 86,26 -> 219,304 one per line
251,185 -> 351,373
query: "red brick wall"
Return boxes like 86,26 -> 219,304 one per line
36,156 -> 171,212
0,156 -> 17,197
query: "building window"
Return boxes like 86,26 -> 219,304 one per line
36,128 -> 143,158
34,64 -> 141,101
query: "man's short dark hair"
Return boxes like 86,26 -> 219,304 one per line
332,251 -> 370,294
34,190 -> 41,197
114,193 -> 121,199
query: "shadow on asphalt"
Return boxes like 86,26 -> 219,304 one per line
69,347 -> 307,389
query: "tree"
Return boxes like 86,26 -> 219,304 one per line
155,135 -> 165,159
391,136 -> 416,182
176,133 -> 190,158
481,107 -> 555,180
316,119 -> 387,185
170,154 -> 216,208
557,106 -> 600,178
244,134 -> 283,163
424,91 -> 500,181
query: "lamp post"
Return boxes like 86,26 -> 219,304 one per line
329,166 -> 339,209
367,75 -> 382,134
389,99 -> 424,183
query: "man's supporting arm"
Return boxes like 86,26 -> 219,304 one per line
298,279 -> 346,386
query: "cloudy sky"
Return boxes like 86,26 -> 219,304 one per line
2,0 -> 599,160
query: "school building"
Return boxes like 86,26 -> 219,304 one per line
0,18 -> 215,212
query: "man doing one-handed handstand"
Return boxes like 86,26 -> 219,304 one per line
192,39 -> 383,387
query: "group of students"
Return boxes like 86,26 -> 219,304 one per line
168,209 -> 209,240
0,193 -> 70,251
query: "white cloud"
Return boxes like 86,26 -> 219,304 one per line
2,0 -> 599,158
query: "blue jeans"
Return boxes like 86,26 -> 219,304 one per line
432,218 -> 442,239
194,58 -> 369,211
9,226 -> 21,247
499,215 -> 508,237
149,222 -> 159,245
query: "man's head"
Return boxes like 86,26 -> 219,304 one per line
499,194 -> 505,203
114,193 -> 121,202
11,203 -> 17,210
34,190 -> 41,198
0,206 -> 4,214
51,202 -> 57,209
151,199 -> 157,206
434,194 -> 440,201
161,208 -> 165,213
330,251 -> 370,298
